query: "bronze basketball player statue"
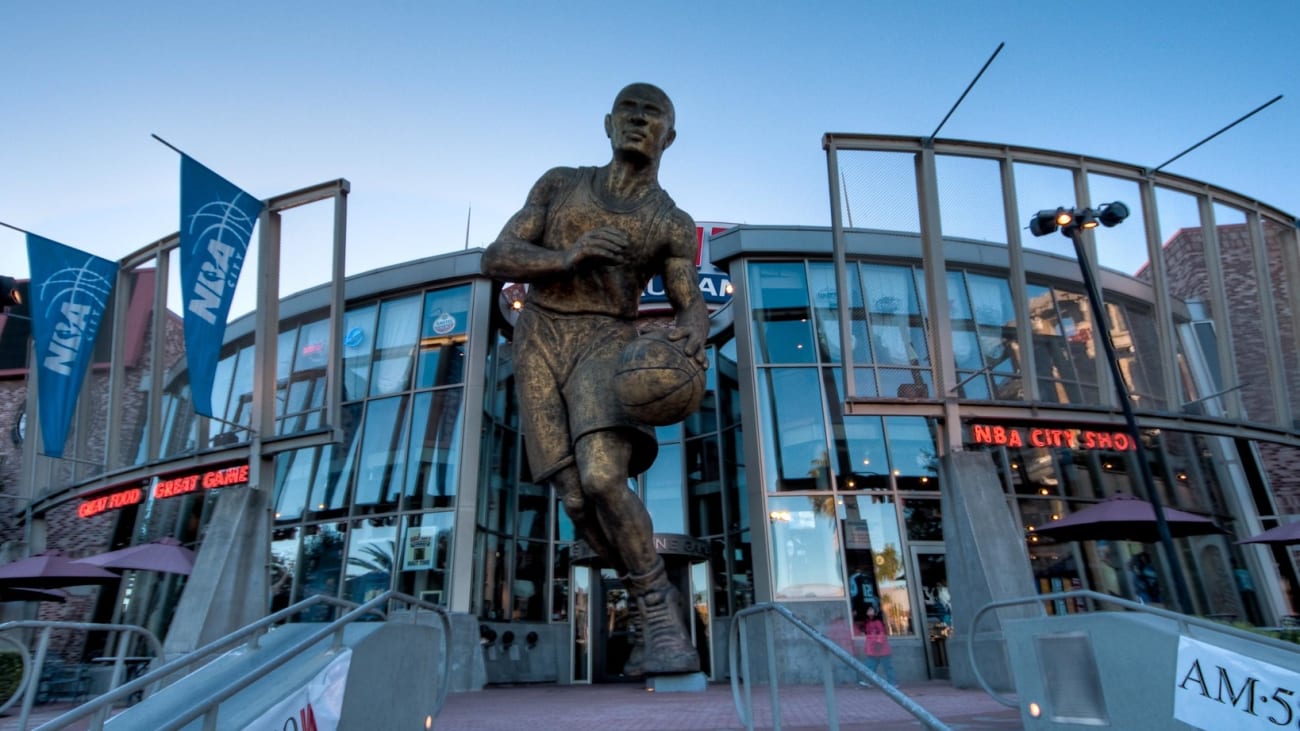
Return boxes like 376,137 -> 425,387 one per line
482,83 -> 708,675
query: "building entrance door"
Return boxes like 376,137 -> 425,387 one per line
570,545 -> 711,683
911,545 -> 951,680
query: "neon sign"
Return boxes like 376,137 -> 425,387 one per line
77,487 -> 144,519
78,463 -> 250,519
970,423 -> 1137,451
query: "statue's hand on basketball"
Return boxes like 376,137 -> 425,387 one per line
565,226 -> 628,270
665,327 -> 708,368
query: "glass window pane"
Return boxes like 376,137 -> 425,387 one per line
968,273 -> 1024,400
344,518 -> 397,604
902,498 -> 943,542
687,435 -> 723,536
404,388 -> 464,510
274,446 -> 318,521
354,396 -> 409,508
396,512 -> 453,607
342,304 -> 378,401
270,527 -> 300,613
757,368 -> 829,492
296,523 -> 345,620
748,262 -> 816,365
884,416 -> 939,490
831,412 -> 889,491
808,262 -> 867,364
1154,188 -> 1221,409
370,296 -> 421,397
308,402 -> 362,515
770,495 -> 844,599
840,494 -> 910,632
1264,219 -> 1300,422
863,264 -> 929,367
643,443 -> 684,534
417,286 -> 471,388
1217,204 -> 1278,425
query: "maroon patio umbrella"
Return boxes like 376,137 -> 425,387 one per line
74,537 -> 196,576
1032,493 -> 1226,543
0,551 -> 121,589
0,586 -> 68,603
1235,521 -> 1300,546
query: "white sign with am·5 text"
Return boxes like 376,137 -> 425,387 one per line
1174,635 -> 1300,730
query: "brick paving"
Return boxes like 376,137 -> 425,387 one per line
434,681 -> 1024,730
0,680 -> 1024,730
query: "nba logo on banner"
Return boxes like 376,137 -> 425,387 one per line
25,235 -> 118,458
178,155 -> 264,417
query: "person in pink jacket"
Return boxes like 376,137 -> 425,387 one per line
859,603 -> 897,686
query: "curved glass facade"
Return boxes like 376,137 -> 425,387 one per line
13,139 -> 1299,686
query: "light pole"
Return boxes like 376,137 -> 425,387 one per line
1028,202 -> 1195,615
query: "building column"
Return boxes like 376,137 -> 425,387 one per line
941,450 -> 1042,691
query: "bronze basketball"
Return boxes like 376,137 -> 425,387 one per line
613,330 -> 707,426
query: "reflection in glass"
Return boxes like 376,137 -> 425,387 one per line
354,395 -> 410,508
342,304 -> 378,401
838,494 -> 911,634
770,495 -> 844,599
1216,204 -> 1278,425
296,523 -> 345,621
645,443 -> 685,534
345,518 -> 397,606
369,296 -> 421,397
748,262 -> 816,364
404,388 -> 464,509
1264,220 -> 1300,422
758,368 -> 829,492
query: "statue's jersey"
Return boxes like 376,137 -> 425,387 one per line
526,166 -> 677,319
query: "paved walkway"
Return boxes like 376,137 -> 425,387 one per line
435,681 -> 1024,730
0,680 -> 1023,730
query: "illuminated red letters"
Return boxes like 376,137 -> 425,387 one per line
970,423 -> 1136,452
79,463 -> 252,519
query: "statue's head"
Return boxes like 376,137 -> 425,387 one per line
605,83 -> 676,162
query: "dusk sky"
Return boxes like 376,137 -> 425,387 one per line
3,1 -> 1297,308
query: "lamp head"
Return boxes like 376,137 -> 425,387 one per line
1099,201 -> 1130,227
1076,209 -> 1099,230
1030,209 -> 1065,237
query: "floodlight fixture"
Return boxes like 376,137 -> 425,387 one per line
1029,209 -> 1064,237
1099,201 -> 1130,228
1027,202 -> 1129,238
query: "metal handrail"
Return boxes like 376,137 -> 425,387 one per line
728,603 -> 950,731
0,620 -> 165,731
965,589 -> 1300,708
36,590 -> 453,731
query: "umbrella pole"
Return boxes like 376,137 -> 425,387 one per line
1071,229 -> 1196,615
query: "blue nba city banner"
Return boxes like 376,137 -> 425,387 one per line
25,235 -> 119,458
178,154 -> 264,417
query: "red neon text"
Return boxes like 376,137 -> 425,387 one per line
971,423 -> 1135,452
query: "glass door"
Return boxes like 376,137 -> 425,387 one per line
910,545 -> 951,679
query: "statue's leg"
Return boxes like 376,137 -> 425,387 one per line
551,466 -> 626,575
576,432 -> 699,675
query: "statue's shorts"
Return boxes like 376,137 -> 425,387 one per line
513,305 -> 658,482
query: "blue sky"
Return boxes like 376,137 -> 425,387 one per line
2,1 -> 1297,302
